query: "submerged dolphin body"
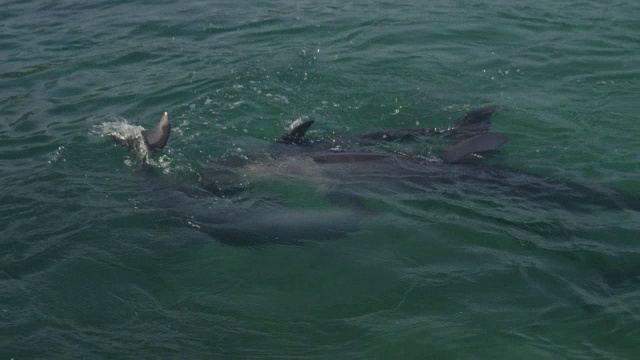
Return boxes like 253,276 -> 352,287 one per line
110,107 -> 637,246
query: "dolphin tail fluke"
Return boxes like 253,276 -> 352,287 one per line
142,112 -> 171,152
280,118 -> 315,144
440,132 -> 509,163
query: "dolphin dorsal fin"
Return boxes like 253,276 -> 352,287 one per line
280,118 -> 315,144
440,132 -> 508,163
458,105 -> 502,127
448,105 -> 503,137
142,112 -> 171,152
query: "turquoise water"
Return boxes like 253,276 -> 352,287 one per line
2,0 -> 639,358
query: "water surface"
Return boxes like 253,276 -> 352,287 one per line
2,0 -> 639,358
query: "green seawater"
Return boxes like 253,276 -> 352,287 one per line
2,0 -> 639,358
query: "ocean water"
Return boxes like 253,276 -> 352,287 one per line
2,0 -> 639,358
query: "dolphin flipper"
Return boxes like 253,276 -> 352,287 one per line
440,132 -> 509,163
280,118 -> 315,144
142,112 -> 171,152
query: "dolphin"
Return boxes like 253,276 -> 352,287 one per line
107,106 -> 638,246
274,105 -> 508,162
196,105 -> 510,197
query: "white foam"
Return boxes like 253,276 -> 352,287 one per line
95,120 -> 149,162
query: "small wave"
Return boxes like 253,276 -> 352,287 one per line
48,145 -> 66,164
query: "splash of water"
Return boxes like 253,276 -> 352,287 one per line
95,119 -> 176,175
94,119 -> 150,161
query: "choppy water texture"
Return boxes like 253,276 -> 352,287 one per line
2,0 -> 640,358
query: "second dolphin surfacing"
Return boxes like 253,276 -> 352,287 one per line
109,106 -> 637,246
